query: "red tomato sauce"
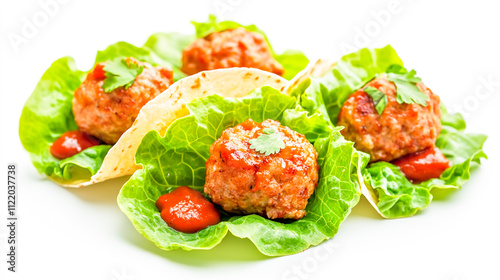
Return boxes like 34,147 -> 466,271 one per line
391,147 -> 451,183
156,186 -> 220,233
92,63 -> 106,80
50,130 -> 101,160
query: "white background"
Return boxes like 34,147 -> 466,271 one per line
1,0 -> 500,279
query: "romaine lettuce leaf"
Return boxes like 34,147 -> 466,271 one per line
190,15 -> 309,80
274,50 -> 311,81
117,86 -> 367,256
289,77 -> 332,125
286,45 -> 487,218
97,37 -> 194,82
95,42 -> 157,65
143,33 -> 196,81
19,38 -> 185,185
192,14 -> 262,39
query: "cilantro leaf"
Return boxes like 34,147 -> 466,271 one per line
249,127 -> 285,156
364,86 -> 387,115
386,66 -> 428,106
102,58 -> 144,93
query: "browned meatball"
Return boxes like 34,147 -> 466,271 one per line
204,119 -> 319,220
337,76 -> 441,162
73,57 -> 174,144
181,27 -> 284,76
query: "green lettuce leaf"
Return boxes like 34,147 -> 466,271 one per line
95,41 -> 157,65
274,49 -> 311,80
97,37 -> 194,82
117,86 -> 367,256
19,38 -> 183,184
192,14 -> 262,39
143,33 -> 196,81
191,15 -> 309,80
289,77 -> 333,125
286,45 -> 487,218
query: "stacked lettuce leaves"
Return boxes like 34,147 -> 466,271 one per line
290,45 -> 487,218
117,87 -> 368,256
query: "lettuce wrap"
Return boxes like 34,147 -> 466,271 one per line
117,82 -> 368,256
286,45 -> 487,218
19,40 -> 186,187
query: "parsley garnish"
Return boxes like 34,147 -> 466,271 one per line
364,86 -> 387,115
101,58 -> 144,93
249,128 -> 285,156
386,65 -> 428,106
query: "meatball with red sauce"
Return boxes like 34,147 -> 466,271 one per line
181,27 -> 284,76
73,57 -> 174,144
204,119 -> 319,220
338,75 -> 442,162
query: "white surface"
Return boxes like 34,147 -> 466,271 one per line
1,0 -> 499,279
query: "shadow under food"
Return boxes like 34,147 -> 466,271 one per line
119,214 -> 272,266
349,195 -> 384,220
64,176 -> 130,204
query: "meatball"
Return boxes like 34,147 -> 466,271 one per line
181,27 -> 284,76
337,76 -> 441,162
73,57 -> 174,144
204,119 -> 319,220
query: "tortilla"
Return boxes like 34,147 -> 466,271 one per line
85,68 -> 286,186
